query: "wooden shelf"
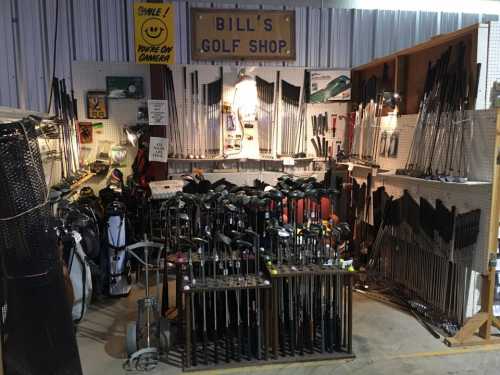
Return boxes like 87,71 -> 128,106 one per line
351,23 -> 486,115
377,172 -> 491,187
168,157 -> 315,163
70,172 -> 96,190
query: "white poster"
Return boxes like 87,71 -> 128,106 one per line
149,137 -> 169,163
310,70 -> 351,103
148,99 -> 168,125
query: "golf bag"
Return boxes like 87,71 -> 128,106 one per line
62,231 -> 93,322
105,201 -> 131,296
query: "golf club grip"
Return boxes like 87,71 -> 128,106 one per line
203,331 -> 208,364
311,138 -> 320,157
225,327 -> 231,362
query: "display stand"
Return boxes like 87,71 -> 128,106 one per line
180,265 -> 354,371
265,264 -> 354,361
182,276 -> 272,371
349,22 -> 500,346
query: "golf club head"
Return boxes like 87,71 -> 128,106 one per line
178,212 -> 190,222
234,239 -> 253,249
288,190 -> 305,200
277,227 -> 291,239
244,228 -> 258,237
214,184 -> 226,193
230,230 -> 243,239
241,195 -> 251,206
192,237 -> 208,245
269,189 -> 283,202
216,232 -> 232,246
225,203 -> 238,212
327,188 -> 340,197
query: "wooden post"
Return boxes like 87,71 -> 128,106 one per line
479,107 -> 500,338
149,65 -> 169,180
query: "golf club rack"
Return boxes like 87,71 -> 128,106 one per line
158,174 -> 355,370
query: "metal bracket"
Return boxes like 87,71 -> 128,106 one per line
489,253 -> 497,269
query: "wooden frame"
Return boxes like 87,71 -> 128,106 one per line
86,91 -> 108,119
351,23 -> 485,115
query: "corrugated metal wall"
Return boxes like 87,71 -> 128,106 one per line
0,0 -> 498,112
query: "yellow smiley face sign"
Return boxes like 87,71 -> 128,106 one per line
141,18 -> 168,46
134,3 -> 175,64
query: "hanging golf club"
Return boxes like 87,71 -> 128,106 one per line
399,42 -> 478,182
311,112 -> 330,159
364,185 -> 481,329
256,76 -> 274,158
51,77 -> 80,179
204,73 -> 223,158
163,66 -> 182,158
280,80 -> 301,157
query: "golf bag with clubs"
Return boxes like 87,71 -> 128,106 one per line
104,201 -> 132,296
61,230 -> 93,323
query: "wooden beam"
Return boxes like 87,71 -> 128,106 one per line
479,108 -> 500,338
352,23 -> 483,71
445,334 -> 500,347
444,312 -> 489,346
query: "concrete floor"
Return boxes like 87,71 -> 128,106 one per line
77,286 -> 500,375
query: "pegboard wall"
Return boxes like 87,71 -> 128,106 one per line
72,61 -> 151,188
158,65 -> 349,174
72,62 -> 349,179
355,109 -> 496,182
376,113 -> 418,172
307,101 -> 350,157
486,21 -> 500,109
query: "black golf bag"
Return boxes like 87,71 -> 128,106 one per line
0,118 -> 82,374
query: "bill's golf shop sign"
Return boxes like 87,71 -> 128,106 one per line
191,8 -> 296,61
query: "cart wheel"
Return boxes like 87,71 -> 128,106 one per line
159,317 -> 171,352
126,321 -> 138,356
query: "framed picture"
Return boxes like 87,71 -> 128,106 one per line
78,122 -> 93,144
106,76 -> 144,99
86,91 -> 108,119
309,70 -> 351,103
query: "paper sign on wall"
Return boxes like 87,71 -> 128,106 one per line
149,137 -> 169,163
148,100 -> 168,125
134,2 -> 175,64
